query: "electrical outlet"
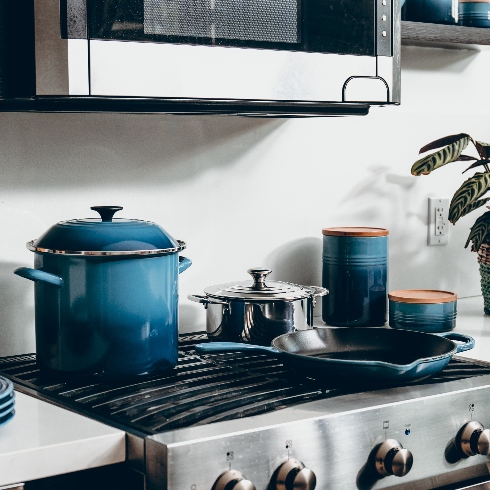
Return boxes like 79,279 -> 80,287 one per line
428,197 -> 449,246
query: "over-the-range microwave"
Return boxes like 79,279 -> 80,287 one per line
0,0 -> 401,116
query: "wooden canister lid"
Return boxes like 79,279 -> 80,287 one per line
388,289 -> 457,304
322,227 -> 389,237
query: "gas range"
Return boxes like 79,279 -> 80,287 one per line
2,333 -> 490,490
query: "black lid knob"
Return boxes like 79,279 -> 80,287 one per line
91,206 -> 123,222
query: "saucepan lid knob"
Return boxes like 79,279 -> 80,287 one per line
247,267 -> 272,290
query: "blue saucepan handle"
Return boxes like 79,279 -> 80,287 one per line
195,342 -> 280,356
438,332 -> 475,353
13,267 -> 63,288
178,256 -> 192,274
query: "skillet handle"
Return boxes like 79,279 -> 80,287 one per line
439,332 -> 475,353
195,342 -> 279,355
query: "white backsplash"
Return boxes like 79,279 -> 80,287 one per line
0,45 -> 489,355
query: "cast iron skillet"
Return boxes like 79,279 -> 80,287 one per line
195,328 -> 474,384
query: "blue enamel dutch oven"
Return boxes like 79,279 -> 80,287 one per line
195,327 -> 474,384
14,206 -> 192,378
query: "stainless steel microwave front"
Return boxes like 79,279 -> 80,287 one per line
33,0 -> 401,106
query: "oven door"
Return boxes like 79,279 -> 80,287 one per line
34,0 -> 401,105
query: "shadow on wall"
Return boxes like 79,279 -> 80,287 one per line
0,113 -> 283,189
0,261 -> 35,356
266,237 -> 323,287
401,45 -> 477,73
266,237 -> 324,318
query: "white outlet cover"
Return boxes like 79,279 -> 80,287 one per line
428,197 -> 449,246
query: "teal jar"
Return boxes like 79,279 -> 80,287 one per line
322,227 -> 388,327
389,289 -> 457,333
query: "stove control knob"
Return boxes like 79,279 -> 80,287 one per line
374,439 -> 413,477
458,421 -> 490,457
272,458 -> 316,490
212,470 -> 256,490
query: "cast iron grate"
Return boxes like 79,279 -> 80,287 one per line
0,333 -> 489,435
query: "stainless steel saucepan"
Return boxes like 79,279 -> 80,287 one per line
189,267 -> 328,346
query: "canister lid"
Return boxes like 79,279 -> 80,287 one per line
204,267 -> 326,302
28,206 -> 185,256
322,227 -> 389,237
388,289 -> 457,304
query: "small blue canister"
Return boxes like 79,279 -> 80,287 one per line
322,227 -> 388,327
389,289 -> 457,333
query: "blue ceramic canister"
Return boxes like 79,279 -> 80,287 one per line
14,206 -> 192,378
389,289 -> 457,333
459,2 -> 490,27
322,227 -> 388,327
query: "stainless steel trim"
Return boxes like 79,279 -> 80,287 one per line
34,0 -> 69,95
89,40 -> 379,102
388,0 -> 402,103
342,75 -> 390,103
34,0 -> 89,95
26,239 -> 186,256
68,39 -> 90,95
146,372 -> 490,489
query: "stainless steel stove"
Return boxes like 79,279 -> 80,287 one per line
2,333 -> 490,490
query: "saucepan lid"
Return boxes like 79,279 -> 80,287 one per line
204,267 -> 327,302
27,206 -> 186,256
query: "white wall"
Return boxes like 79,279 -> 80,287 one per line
0,45 -> 489,356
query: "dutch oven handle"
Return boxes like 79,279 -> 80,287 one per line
14,267 -> 63,287
179,256 -> 192,274
438,332 -> 475,354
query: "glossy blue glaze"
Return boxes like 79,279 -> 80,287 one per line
14,267 -> 63,287
389,299 -> 457,333
322,234 -> 388,327
459,2 -> 490,27
15,206 -> 191,379
16,252 -> 191,378
34,218 -> 180,252
194,331 -> 474,383
405,0 -> 457,24
438,332 -> 475,353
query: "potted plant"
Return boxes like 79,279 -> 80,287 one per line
411,132 -> 490,313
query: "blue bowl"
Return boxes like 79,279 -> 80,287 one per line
389,289 -> 457,333
459,2 -> 490,27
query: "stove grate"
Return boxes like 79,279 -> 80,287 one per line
0,334 -> 489,434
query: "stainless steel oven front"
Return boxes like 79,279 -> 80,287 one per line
145,373 -> 490,489
4,337 -> 490,490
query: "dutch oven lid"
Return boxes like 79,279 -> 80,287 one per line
28,206 -> 185,256
204,268 -> 320,301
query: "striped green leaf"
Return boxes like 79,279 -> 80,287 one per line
411,135 -> 471,176
465,211 -> 490,251
449,172 -> 490,223
458,197 -> 490,219
418,133 -> 471,154
475,141 -> 490,159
